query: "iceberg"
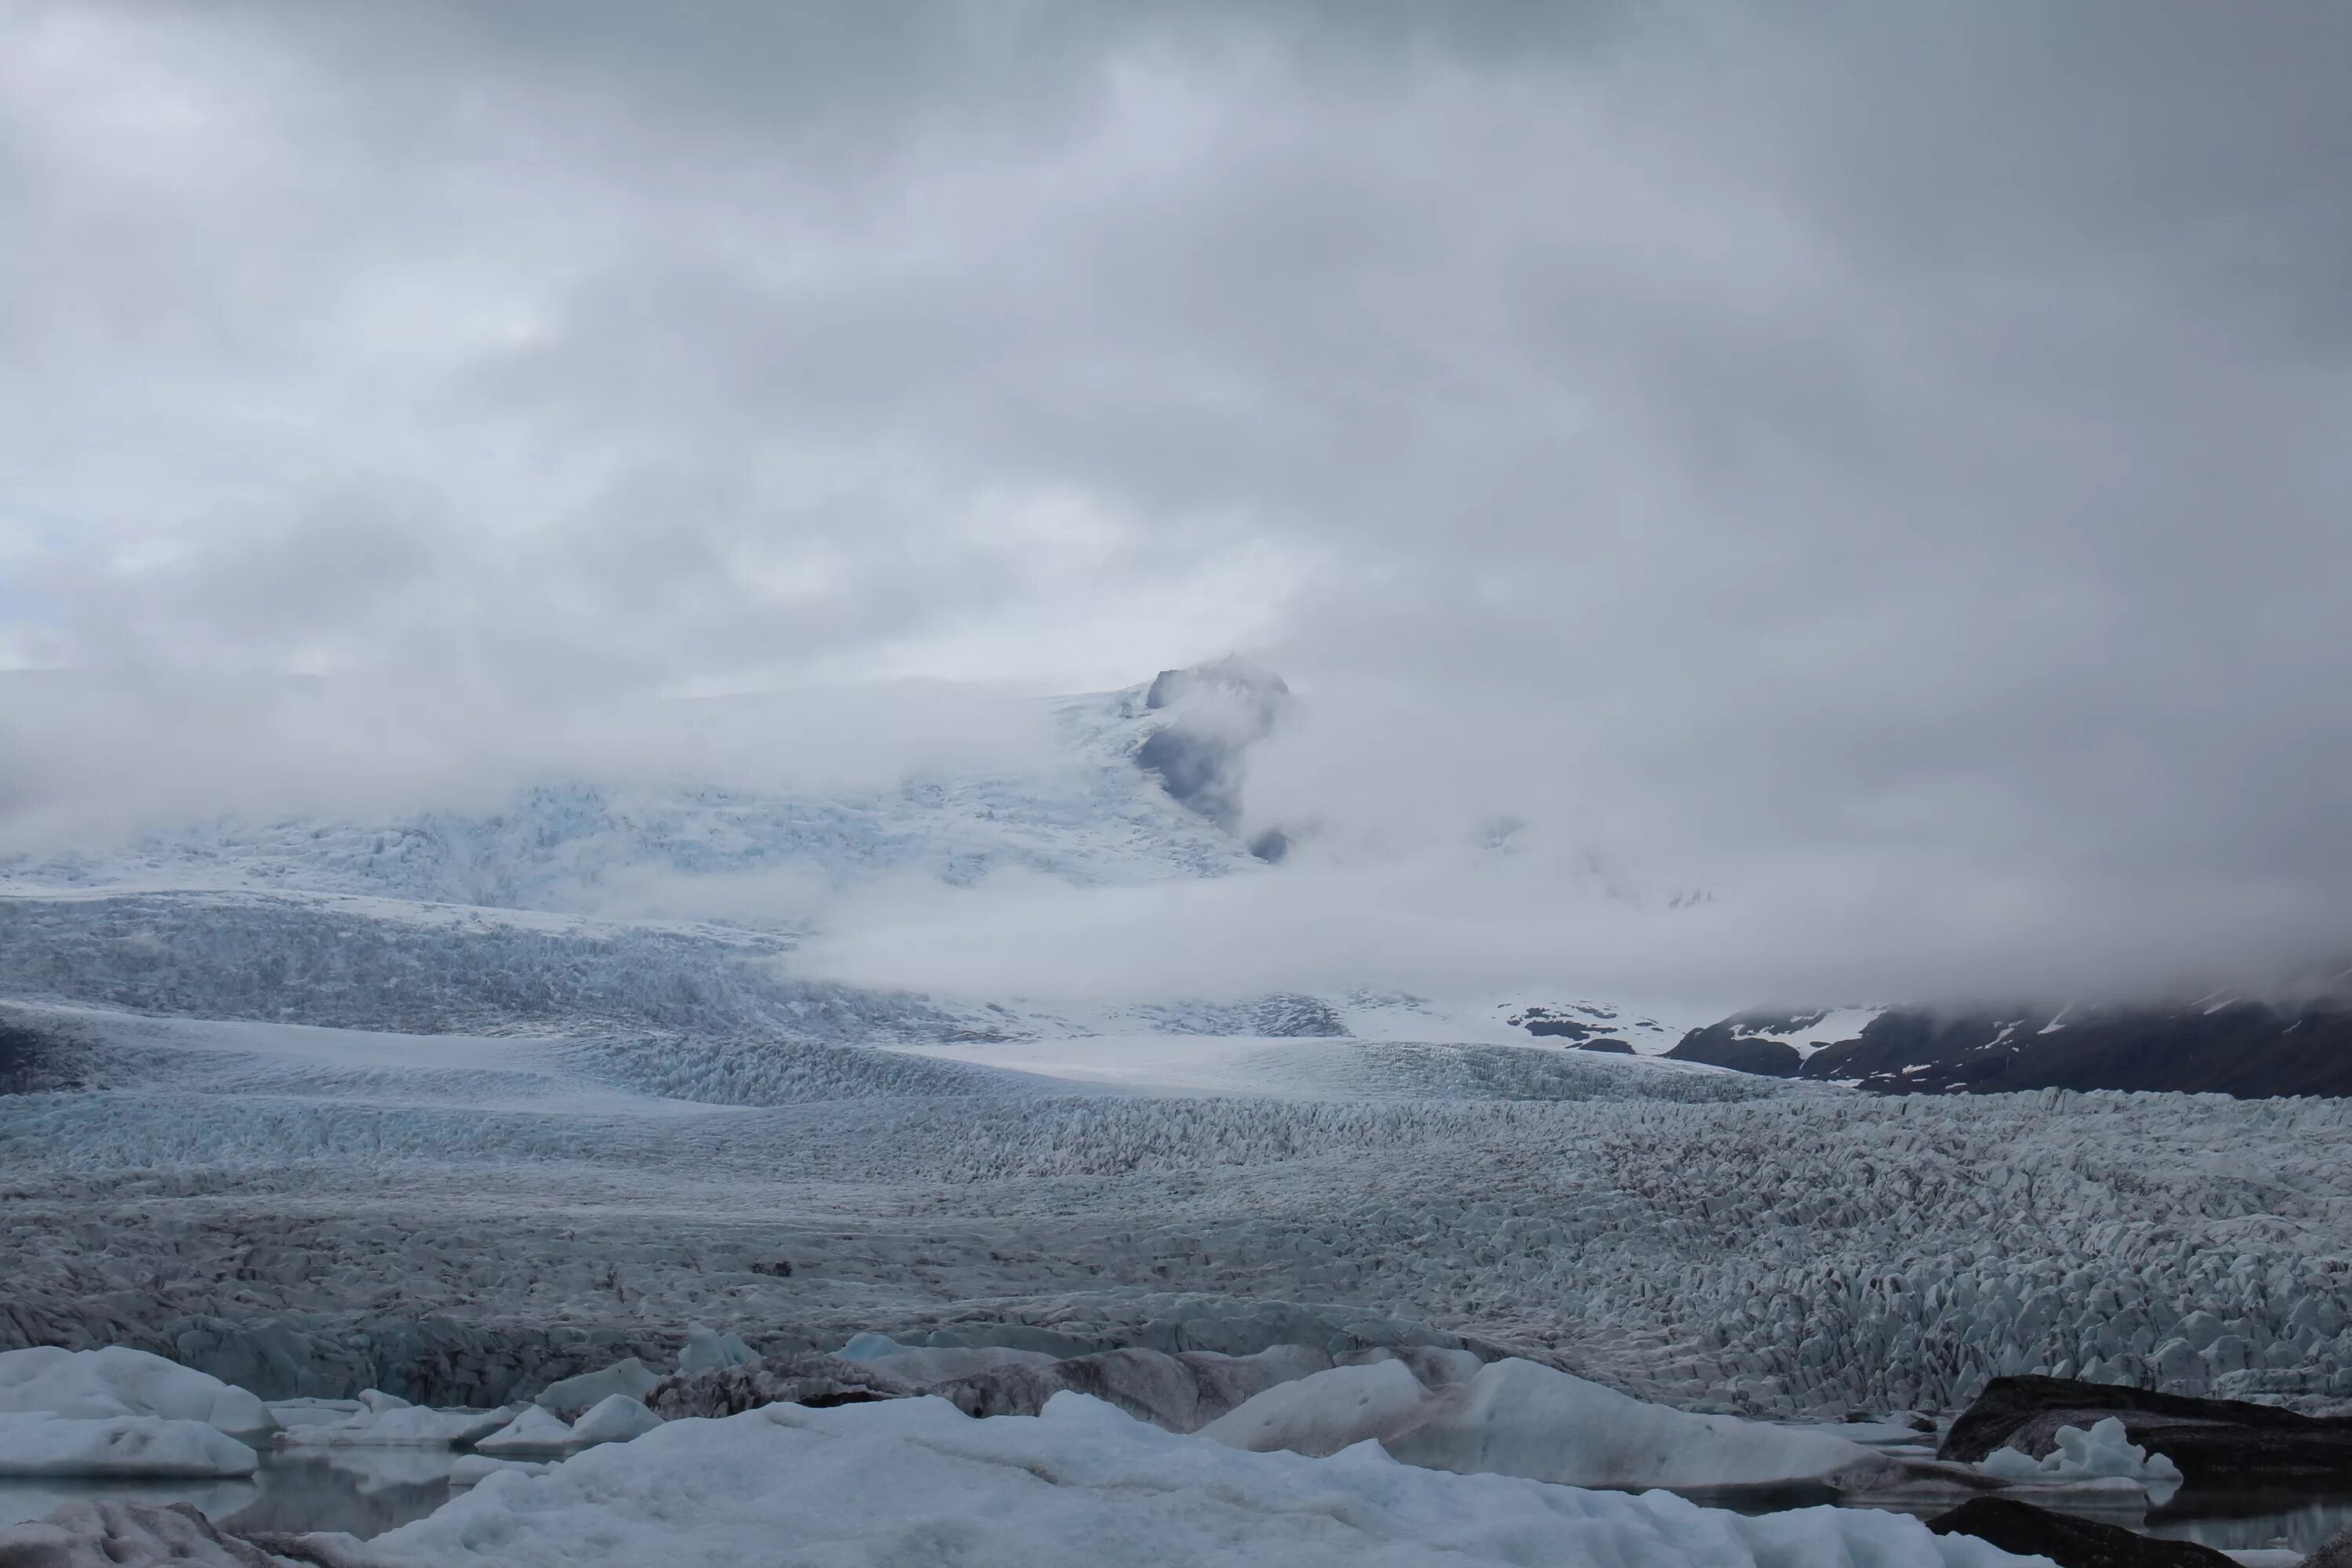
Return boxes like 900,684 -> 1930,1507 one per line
533,1359 -> 659,1418
567,1395 -> 662,1447
0,1347 -> 272,1434
274,1400 -> 516,1448
354,1392 -> 2034,1567
0,1412 -> 260,1479
475,1404 -> 577,1454
1204,1356 -> 1887,1490
1975,1417 -> 2184,1505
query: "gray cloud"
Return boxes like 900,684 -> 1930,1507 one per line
2,0 -> 2347,1002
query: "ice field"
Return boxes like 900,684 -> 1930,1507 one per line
9,980 -> 2352,1428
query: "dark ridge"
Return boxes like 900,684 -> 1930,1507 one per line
1673,988 -> 2352,1099
1807,1003 -> 2352,1098
1664,1023 -> 1802,1077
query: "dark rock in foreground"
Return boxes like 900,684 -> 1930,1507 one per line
1926,1497 -> 2234,1567
2306,1521 -> 2352,1567
1941,1374 -> 2352,1493
0,1501 -> 296,1568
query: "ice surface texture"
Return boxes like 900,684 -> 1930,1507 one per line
11,1070 -> 2352,1417
0,1349 -> 270,1434
350,1392 -> 2034,1568
0,1415 -> 258,1479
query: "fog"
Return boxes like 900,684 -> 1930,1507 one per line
4,1 -> 2348,1008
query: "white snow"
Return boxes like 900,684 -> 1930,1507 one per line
1976,1416 -> 2185,1505
0,1348 -> 271,1434
356,1392 -> 2034,1568
0,1414 -> 259,1479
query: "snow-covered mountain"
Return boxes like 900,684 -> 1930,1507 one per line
0,681 -> 1261,913
0,663 -> 1710,1062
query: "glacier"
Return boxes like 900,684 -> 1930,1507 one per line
5,670 -> 2352,1561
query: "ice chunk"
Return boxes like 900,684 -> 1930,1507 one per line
275,1404 -> 516,1448
834,1333 -> 907,1364
451,1453 -> 554,1486
356,1392 -> 2035,1567
1975,1417 -> 2183,1505
1195,1356 -> 1893,1490
0,1413 -> 260,1478
1199,1360 -> 1432,1456
0,1347 -> 272,1434
265,1398 -> 365,1429
475,1405 -> 576,1454
676,1324 -> 759,1376
568,1395 -> 661,1447
533,1359 -> 659,1417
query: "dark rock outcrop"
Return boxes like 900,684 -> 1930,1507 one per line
1665,1016 -> 1806,1077
1679,986 -> 2352,1099
1134,656 -> 1292,860
2307,1522 -> 2352,1568
1926,1497 -> 2234,1567
1941,1374 -> 2352,1494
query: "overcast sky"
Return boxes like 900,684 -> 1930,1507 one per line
5,1 -> 2349,1004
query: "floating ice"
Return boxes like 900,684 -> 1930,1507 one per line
356,1392 -> 2034,1567
565,1395 -> 661,1447
0,1413 -> 260,1479
1976,1417 -> 2184,1505
835,1333 -> 907,1364
274,1402 -> 515,1449
675,1324 -> 757,1376
1204,1357 -> 1886,1489
0,1347 -> 271,1434
474,1405 -> 575,1454
533,1359 -> 659,1418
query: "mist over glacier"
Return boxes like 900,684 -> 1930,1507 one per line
0,662 -> 2339,1014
